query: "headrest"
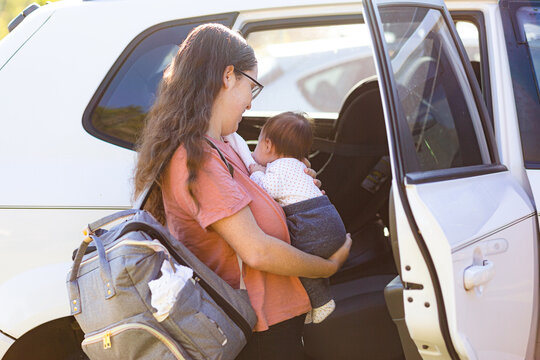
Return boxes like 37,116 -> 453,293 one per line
337,76 -> 379,120
334,76 -> 384,146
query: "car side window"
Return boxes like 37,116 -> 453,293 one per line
516,7 -> 540,99
84,21 -> 232,149
513,6 -> 540,167
245,22 -> 375,117
455,20 -> 482,85
456,21 -> 481,62
452,15 -> 493,122
379,7 -> 491,172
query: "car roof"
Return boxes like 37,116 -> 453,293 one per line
55,0 -> 360,15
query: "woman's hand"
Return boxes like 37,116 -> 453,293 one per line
302,158 -> 324,193
326,233 -> 352,276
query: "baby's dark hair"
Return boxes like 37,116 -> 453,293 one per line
261,111 -> 314,160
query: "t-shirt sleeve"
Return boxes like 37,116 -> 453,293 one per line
170,149 -> 252,229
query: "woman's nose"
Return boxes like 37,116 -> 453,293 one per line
246,101 -> 252,110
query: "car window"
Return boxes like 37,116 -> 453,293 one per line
452,16 -> 493,123
246,23 -> 375,117
89,26 -> 189,147
85,19 -> 234,149
513,6 -> 540,167
516,7 -> 540,98
379,6 -> 491,172
455,20 -> 480,63
454,20 -> 485,90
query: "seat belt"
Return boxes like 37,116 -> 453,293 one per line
313,137 -> 388,157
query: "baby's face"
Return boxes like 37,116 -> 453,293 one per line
252,132 -> 280,166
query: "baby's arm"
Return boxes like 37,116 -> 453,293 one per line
250,165 -> 282,199
249,163 -> 266,174
223,132 -> 257,169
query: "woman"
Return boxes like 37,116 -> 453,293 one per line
134,23 -> 351,360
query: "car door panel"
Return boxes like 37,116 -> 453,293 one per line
364,0 -> 539,358
406,172 -> 536,358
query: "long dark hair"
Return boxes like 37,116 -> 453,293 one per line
134,23 -> 257,223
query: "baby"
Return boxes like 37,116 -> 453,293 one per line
225,111 -> 346,324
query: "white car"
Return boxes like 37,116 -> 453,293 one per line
0,0 -> 539,359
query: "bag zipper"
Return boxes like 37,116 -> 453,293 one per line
80,239 -> 174,267
206,317 -> 228,346
82,323 -> 185,359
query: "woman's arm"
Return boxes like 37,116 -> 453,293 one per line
210,206 -> 351,279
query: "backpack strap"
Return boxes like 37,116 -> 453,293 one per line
205,137 -> 234,177
204,137 -> 247,290
133,137 -> 246,289
134,137 -> 234,212
86,209 -> 140,234
133,183 -> 155,211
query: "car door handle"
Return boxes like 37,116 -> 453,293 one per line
463,260 -> 495,290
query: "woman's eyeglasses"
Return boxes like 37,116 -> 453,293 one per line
236,69 -> 264,99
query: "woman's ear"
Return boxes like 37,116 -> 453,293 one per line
222,65 -> 235,89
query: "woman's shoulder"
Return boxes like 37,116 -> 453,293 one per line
171,144 -> 187,159
168,142 -> 220,168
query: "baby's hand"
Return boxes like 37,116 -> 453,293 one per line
249,163 -> 266,174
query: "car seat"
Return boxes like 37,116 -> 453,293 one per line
315,77 -> 392,273
302,78 -> 403,360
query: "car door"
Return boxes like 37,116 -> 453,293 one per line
363,0 -> 539,359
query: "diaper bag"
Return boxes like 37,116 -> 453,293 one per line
67,141 -> 256,360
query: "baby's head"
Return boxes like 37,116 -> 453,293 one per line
253,111 -> 314,166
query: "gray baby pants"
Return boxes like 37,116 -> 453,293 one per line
283,195 -> 346,308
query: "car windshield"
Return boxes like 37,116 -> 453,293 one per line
516,7 -> 540,97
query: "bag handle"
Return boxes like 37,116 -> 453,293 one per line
68,235 -> 117,315
86,209 -> 140,234
133,183 -> 155,211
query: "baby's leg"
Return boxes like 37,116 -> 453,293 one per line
300,277 -> 332,308
285,197 -> 346,259
284,196 -> 346,323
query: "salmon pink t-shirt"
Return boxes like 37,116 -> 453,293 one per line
161,137 -> 310,332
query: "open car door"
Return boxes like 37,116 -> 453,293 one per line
363,0 -> 539,358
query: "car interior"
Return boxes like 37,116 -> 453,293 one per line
238,64 -> 484,360
239,75 -> 410,360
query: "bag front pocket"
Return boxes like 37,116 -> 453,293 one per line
161,279 -> 242,360
82,322 -> 186,360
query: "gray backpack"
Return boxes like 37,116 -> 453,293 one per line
67,143 -> 256,359
67,208 -> 256,360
